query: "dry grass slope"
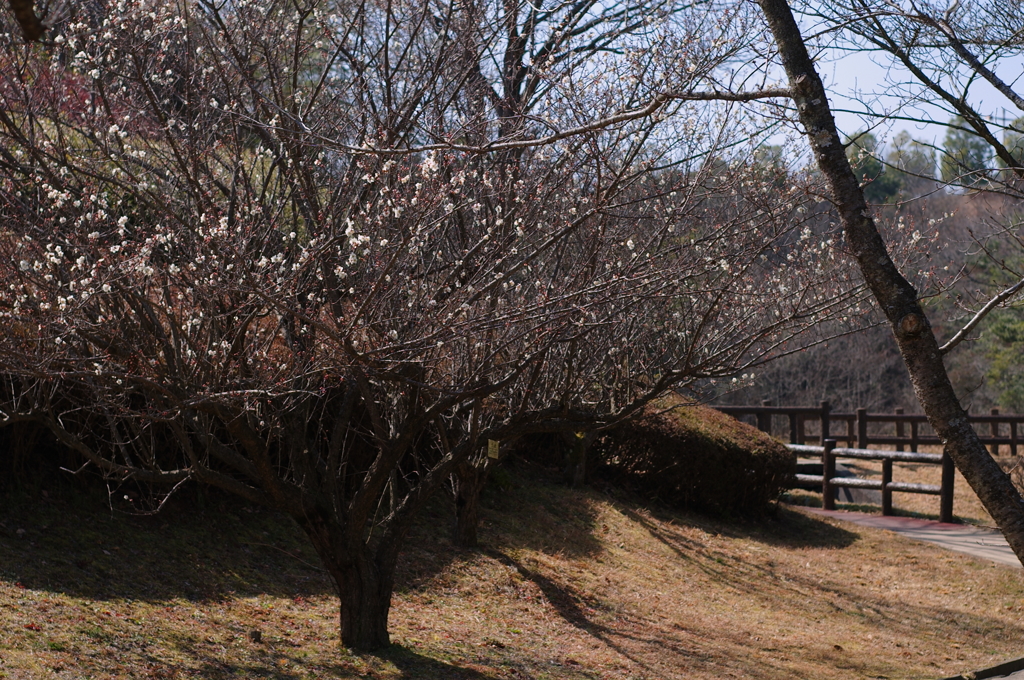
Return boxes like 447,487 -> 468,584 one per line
1,465 -> 1023,679
595,396 -> 793,516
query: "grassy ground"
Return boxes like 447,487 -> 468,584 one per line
1,462 -> 1023,679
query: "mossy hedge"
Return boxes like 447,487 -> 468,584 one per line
593,394 -> 794,516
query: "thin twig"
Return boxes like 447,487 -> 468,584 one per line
940,276 -> 1024,354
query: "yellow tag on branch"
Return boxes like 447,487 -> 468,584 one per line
487,439 -> 500,460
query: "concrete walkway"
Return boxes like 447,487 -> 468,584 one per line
804,507 -> 1021,568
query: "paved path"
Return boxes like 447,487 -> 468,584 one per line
804,508 -> 1021,568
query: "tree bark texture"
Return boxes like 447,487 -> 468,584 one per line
7,0 -> 44,41
452,460 -> 489,548
300,516 -> 395,651
755,0 -> 1024,564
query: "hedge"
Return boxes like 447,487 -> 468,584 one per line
593,394 -> 794,515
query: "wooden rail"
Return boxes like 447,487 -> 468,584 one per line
716,401 -> 1024,455
715,402 -> 1024,523
789,441 -> 955,522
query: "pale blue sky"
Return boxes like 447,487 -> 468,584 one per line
817,45 -> 1024,152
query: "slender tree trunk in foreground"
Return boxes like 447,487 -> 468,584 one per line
756,0 -> 1024,564
8,0 -> 44,41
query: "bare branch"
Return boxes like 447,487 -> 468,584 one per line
261,88 -> 793,157
939,276 -> 1024,355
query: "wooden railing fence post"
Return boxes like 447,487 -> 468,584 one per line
758,399 -> 772,434
881,457 -> 893,516
856,407 -> 868,449
820,401 -> 830,446
895,408 -> 904,452
822,439 -> 836,511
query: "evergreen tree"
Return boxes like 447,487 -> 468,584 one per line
941,116 -> 992,187
983,311 -> 1024,412
846,131 -> 902,203
887,130 -> 936,195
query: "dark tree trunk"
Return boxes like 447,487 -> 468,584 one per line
8,0 -> 44,41
562,431 -> 594,487
452,460 -> 489,547
338,556 -> 394,651
757,0 -> 1024,564
299,517 -> 396,651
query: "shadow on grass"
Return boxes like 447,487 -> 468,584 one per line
361,457 -> 609,599
485,498 -> 1024,680
0,485 -> 334,603
783,490 -> 980,525
611,505 -> 864,612
483,459 -> 603,555
483,547 -> 595,631
182,644 -> 500,680
716,504 -> 862,550
622,501 -> 860,551
0,457 -> 853,608
380,645 -> 501,679
398,458 -> 604,593
483,546 -> 681,676
0,457 -> 601,607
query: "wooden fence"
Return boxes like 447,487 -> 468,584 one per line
715,402 -> 1024,524
788,441 -> 955,521
716,400 -> 1024,455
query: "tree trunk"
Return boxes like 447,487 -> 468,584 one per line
452,460 -> 489,547
338,555 -> 393,651
756,0 -> 1024,563
562,431 -> 594,487
8,0 -> 45,41
299,517 -> 395,651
